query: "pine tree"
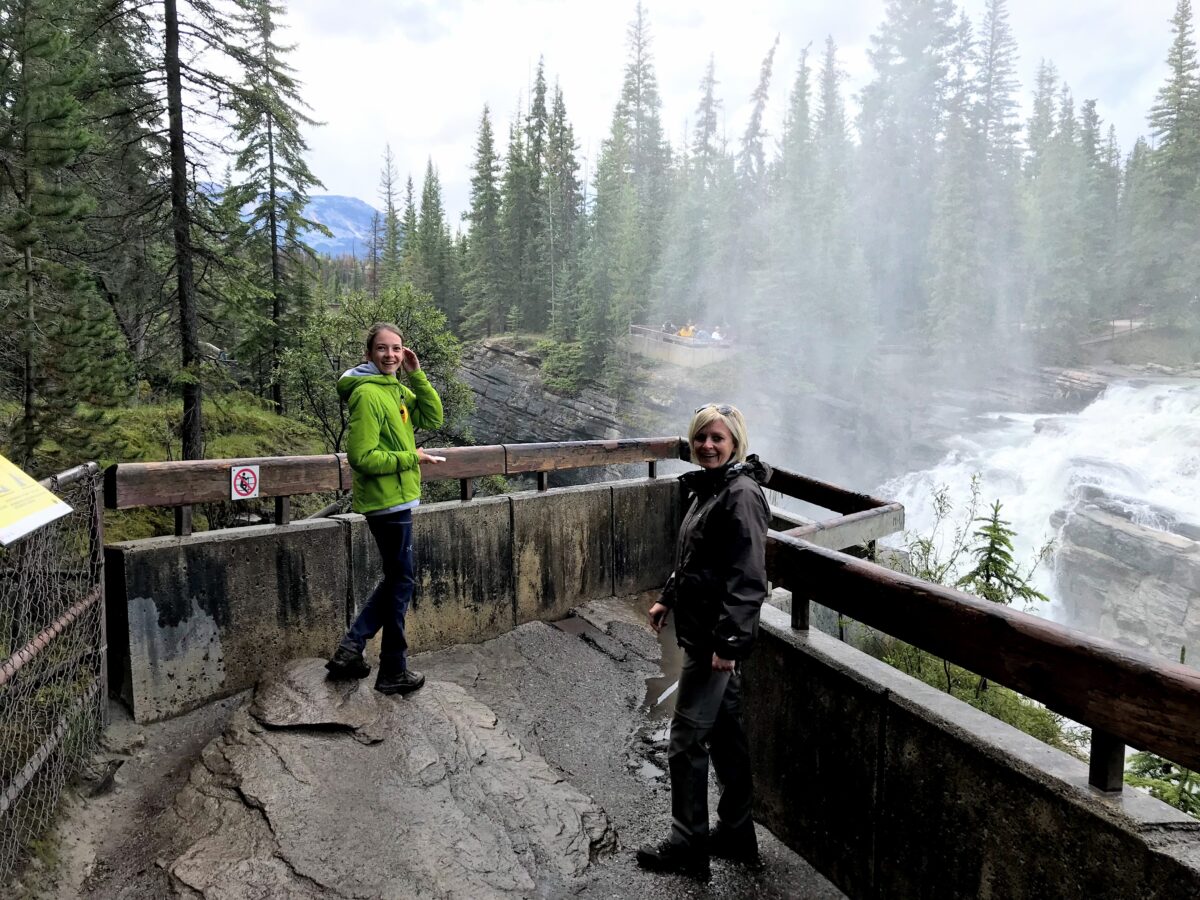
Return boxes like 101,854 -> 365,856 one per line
498,115 -> 533,331
544,84 -> 584,339
858,0 -> 958,335
1147,0 -> 1200,326
523,59 -> 550,329
926,12 -> 989,368
229,0 -> 328,412
956,501 -> 1049,607
0,0 -> 114,470
379,145 -> 403,284
412,158 -> 456,324
974,0 -> 1023,339
461,106 -> 505,337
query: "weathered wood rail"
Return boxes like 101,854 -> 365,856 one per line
102,439 -> 1199,795
768,530 -> 1200,792
103,438 -> 690,534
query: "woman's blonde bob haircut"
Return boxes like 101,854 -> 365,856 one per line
688,404 -> 749,465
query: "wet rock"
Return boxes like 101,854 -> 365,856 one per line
1054,505 -> 1200,667
167,658 -> 615,899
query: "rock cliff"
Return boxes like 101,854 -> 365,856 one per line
1054,502 -> 1200,668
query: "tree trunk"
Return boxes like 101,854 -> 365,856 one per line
165,0 -> 203,459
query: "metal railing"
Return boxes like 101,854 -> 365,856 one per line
0,463 -> 106,883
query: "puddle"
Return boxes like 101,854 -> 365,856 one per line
554,596 -> 683,721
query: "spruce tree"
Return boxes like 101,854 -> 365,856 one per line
544,84 -> 583,340
0,0 -> 97,468
379,145 -> 403,284
1148,0 -> 1200,326
461,106 -> 505,337
229,0 -> 328,412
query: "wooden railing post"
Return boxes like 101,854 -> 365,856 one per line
537,472 -> 548,492
460,478 -> 474,502
174,505 -> 192,537
1088,728 -> 1125,793
791,594 -> 810,631
648,460 -> 657,479
274,496 -> 291,526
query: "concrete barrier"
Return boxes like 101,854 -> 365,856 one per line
340,496 -> 515,655
512,485 -> 614,624
104,519 -> 346,723
744,603 -> 1200,900
106,478 -> 682,722
612,478 -> 681,596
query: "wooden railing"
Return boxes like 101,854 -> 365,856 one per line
768,530 -> 1200,793
103,442 -> 1199,794
103,437 -> 688,535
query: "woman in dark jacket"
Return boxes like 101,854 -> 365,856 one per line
637,403 -> 772,880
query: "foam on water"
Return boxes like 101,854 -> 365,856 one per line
880,381 -> 1200,615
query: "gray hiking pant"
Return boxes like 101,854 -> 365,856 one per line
667,651 -> 754,848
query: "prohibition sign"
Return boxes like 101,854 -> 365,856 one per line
231,465 -> 260,500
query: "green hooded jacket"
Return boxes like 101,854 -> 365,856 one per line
338,363 -> 444,514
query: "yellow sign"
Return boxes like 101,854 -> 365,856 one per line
0,454 -> 73,546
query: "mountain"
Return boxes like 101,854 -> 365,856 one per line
297,194 -> 378,258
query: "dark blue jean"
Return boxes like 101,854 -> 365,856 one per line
340,508 -> 414,672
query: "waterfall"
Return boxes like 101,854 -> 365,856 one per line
879,381 -> 1200,618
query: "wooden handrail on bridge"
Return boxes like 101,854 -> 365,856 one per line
103,437 -> 691,535
767,530 -> 1200,792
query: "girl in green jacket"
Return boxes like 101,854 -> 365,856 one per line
325,322 -> 444,694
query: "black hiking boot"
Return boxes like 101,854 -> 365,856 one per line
635,838 -> 711,880
375,668 -> 425,695
708,820 -> 762,869
325,646 -> 370,680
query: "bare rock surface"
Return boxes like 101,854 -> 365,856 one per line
1055,505 -> 1200,667
166,658 -> 615,899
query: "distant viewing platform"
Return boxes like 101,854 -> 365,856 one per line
628,324 -> 735,368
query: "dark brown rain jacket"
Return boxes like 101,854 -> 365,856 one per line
660,454 -> 772,661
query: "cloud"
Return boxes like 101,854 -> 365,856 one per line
277,0 -> 1179,220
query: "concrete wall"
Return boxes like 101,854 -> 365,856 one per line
744,603 -> 1200,900
104,519 -> 347,723
106,477 -> 680,722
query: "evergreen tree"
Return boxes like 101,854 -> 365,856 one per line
974,0 -> 1023,339
0,0 -> 98,468
857,0 -> 958,335
412,158 -> 456,325
956,501 -> 1049,607
1147,0 -> 1200,326
461,105 -> 505,337
379,145 -> 403,283
544,84 -> 584,339
523,59 -> 550,329
229,0 -> 328,412
498,115 -> 533,330
927,12 -> 989,368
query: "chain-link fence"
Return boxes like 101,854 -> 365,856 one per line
0,463 -> 105,883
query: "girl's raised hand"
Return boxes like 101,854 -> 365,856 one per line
401,347 -> 421,372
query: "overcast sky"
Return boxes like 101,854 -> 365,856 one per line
277,0 -> 1180,222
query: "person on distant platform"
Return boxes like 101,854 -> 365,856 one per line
636,403 -> 771,880
325,322 -> 444,695
678,323 -> 696,339
711,327 -> 723,342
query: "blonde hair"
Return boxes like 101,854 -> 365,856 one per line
688,404 -> 749,464
365,322 -> 404,355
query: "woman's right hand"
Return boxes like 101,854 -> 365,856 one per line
415,448 -> 444,465
648,602 -> 669,634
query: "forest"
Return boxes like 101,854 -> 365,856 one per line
1,0 -> 1198,477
